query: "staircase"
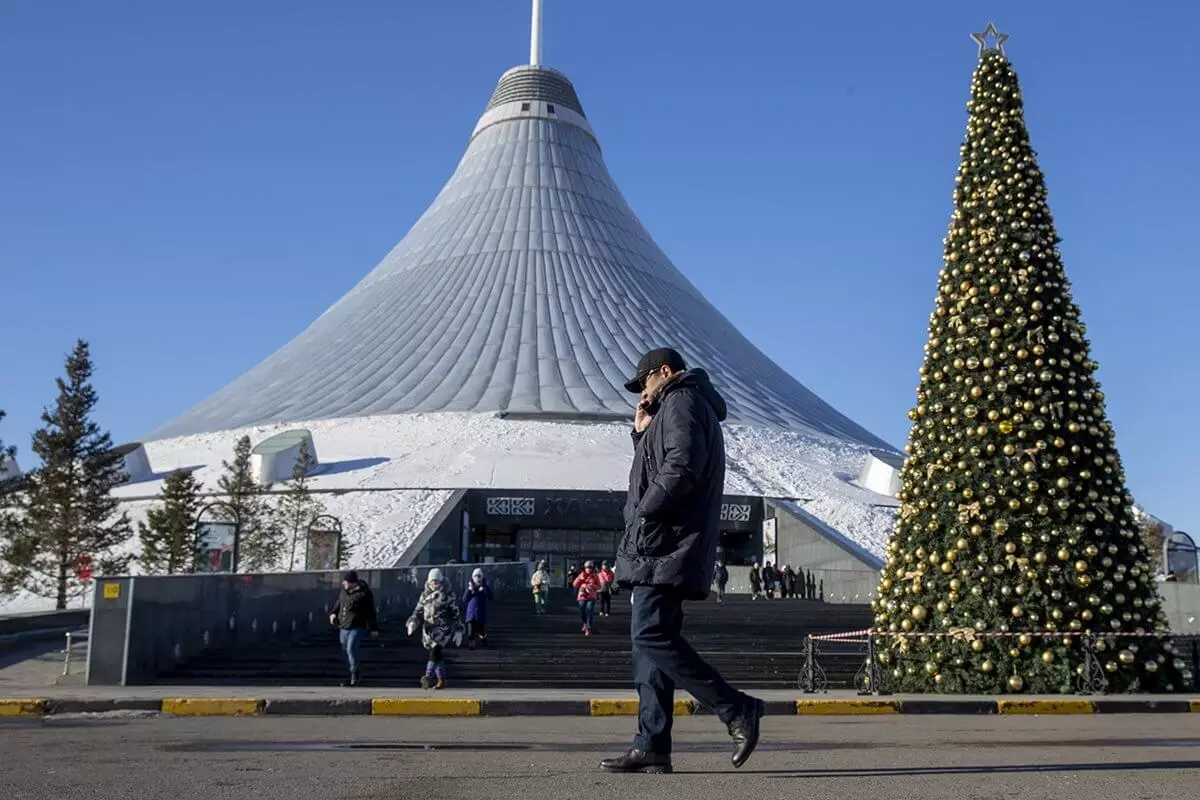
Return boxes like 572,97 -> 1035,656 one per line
159,590 -> 872,689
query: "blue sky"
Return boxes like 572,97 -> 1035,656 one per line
1,1 -> 1196,532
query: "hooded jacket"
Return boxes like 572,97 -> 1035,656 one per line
332,580 -> 378,631
615,368 -> 727,600
407,579 -> 465,650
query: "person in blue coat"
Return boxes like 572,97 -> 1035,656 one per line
463,568 -> 494,650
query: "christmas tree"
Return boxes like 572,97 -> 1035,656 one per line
872,26 -> 1187,694
217,435 -> 283,571
0,341 -> 132,608
139,469 -> 203,575
277,439 -> 325,570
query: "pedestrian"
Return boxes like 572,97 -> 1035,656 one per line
762,562 -> 777,599
714,560 -> 729,604
405,568 -> 465,690
606,347 -> 764,774
780,565 -> 795,600
531,560 -> 551,615
573,560 -> 602,635
328,570 -> 379,687
567,563 -> 580,588
463,567 -> 494,649
748,562 -> 762,600
598,561 -> 616,617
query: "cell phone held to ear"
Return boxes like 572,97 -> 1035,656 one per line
640,394 -> 661,416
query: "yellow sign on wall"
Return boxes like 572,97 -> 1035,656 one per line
102,583 -> 121,600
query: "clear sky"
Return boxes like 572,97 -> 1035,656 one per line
1,1 -> 1196,532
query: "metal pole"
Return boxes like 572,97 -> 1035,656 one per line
800,635 -> 815,693
530,0 -> 543,66
62,631 -> 73,676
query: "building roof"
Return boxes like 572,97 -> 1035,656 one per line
153,65 -> 888,450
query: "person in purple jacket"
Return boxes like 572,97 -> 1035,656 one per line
463,568 -> 494,650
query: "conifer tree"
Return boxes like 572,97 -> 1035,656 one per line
277,439 -> 324,570
138,469 -> 203,575
873,28 -> 1186,693
0,409 -> 14,477
217,435 -> 283,571
0,410 -> 19,594
0,342 -> 132,608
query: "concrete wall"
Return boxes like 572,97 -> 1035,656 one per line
86,561 -> 532,686
764,499 -> 882,604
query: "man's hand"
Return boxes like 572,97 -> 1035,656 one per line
328,613 -> 337,626
634,395 -> 653,433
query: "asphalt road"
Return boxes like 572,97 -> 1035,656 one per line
2,713 -> 1200,800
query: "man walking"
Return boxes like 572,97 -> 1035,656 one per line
328,570 -> 378,687
714,560 -> 729,604
605,348 -> 764,774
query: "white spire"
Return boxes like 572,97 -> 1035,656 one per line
530,0 -> 543,66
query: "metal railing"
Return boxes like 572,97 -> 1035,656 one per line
799,629 -> 1200,696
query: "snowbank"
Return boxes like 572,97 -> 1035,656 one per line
0,412 -> 898,614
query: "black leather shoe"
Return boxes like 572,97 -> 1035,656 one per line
728,699 -> 766,768
599,749 -> 673,774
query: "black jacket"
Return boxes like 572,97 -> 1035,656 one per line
332,581 -> 378,631
715,565 -> 729,587
615,369 -> 727,600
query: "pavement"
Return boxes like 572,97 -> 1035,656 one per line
4,712 -> 1200,799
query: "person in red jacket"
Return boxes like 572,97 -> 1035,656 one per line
597,561 -> 616,617
573,561 -> 602,635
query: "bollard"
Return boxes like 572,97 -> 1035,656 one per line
62,632 -> 73,676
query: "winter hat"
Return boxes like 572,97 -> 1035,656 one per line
584,560 -> 595,570
472,568 -> 484,581
342,570 -> 359,583
427,568 -> 444,584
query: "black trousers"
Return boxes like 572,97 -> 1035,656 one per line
631,586 -> 750,754
468,620 -> 487,641
599,591 -> 612,615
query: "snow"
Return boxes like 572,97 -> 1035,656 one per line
0,412 -> 899,614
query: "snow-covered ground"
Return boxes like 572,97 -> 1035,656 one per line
0,412 -> 898,614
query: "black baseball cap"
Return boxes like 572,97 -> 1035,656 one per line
624,347 -> 687,393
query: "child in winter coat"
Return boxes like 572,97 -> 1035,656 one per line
406,568 -> 465,689
531,561 -> 550,615
573,561 -> 602,636
462,568 -> 494,649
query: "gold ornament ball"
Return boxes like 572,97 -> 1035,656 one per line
1144,660 -> 1158,674
1018,633 -> 1033,646
1008,674 -> 1025,691
981,660 -> 995,673
1011,605 -> 1024,618
999,420 -> 1014,434
994,519 -> 1010,535
1041,650 -> 1056,664
1118,649 -> 1135,665
971,639 -> 985,653
911,605 -> 928,621
1075,560 -> 1089,574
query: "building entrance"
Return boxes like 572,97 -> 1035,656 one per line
517,528 -> 620,587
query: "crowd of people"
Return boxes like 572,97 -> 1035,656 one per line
747,561 -> 823,601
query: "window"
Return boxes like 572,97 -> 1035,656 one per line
546,103 -> 556,115
521,102 -> 530,111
